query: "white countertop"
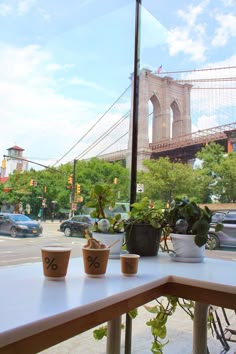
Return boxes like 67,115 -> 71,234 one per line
0,254 -> 236,348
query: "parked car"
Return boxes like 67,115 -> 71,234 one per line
59,215 -> 94,237
0,213 -> 43,238
207,211 -> 236,249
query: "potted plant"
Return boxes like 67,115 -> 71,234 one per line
164,197 -> 222,262
124,197 -> 167,256
85,183 -> 124,256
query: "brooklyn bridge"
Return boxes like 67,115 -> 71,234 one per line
100,121 -> 236,166
74,66 -> 236,170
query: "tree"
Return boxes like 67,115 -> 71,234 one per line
0,158 -> 129,217
196,142 -> 225,171
73,158 -> 129,205
195,142 -> 236,202
140,158 -> 199,204
213,153 -> 236,202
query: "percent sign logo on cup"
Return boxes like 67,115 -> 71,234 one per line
41,246 -> 71,280
82,247 -> 110,276
87,256 -> 100,268
45,257 -> 58,271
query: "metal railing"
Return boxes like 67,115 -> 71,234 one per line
150,122 -> 236,152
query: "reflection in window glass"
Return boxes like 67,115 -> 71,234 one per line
0,1 -> 135,166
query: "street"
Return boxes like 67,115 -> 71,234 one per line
0,221 -> 86,267
0,221 -> 236,267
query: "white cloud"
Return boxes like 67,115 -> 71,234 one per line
0,41 -> 130,165
167,1 -> 210,62
0,43 -> 100,161
211,13 -> 236,47
192,114 -> 219,132
17,0 -> 37,16
0,3 -> 12,16
0,0 -> 37,17
177,0 -> 209,27
167,28 -> 206,62
0,44 -> 51,81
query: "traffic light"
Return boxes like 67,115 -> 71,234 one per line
68,175 -> 73,184
30,179 -> 34,186
44,185 -> 47,193
114,177 -> 118,184
1,159 -> 6,169
76,184 -> 81,194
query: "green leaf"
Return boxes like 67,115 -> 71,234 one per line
144,305 -> 159,314
93,326 -> 107,340
128,308 -> 138,319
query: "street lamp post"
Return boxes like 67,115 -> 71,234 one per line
125,1 -> 142,353
51,201 -> 57,222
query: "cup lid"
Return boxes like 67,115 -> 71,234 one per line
41,246 -> 72,252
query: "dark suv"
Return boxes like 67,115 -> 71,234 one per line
207,211 -> 236,249
59,215 -> 94,237
0,213 -> 43,238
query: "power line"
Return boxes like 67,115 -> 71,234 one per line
53,84 -> 131,166
75,112 -> 129,160
3,155 -> 65,175
176,77 -> 236,83
95,111 -> 155,157
96,132 -> 128,157
91,111 -> 154,158
157,65 -> 236,75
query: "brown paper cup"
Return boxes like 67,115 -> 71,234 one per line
41,246 -> 71,280
82,248 -> 110,277
120,254 -> 140,276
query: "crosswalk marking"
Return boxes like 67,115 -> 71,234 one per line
0,237 -> 20,241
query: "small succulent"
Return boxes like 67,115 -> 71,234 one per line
85,184 -> 124,234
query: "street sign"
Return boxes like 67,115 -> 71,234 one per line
137,183 -> 144,193
71,203 -> 77,211
26,204 -> 31,214
74,195 -> 83,203
19,202 -> 23,213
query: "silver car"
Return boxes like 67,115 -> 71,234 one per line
207,211 -> 236,249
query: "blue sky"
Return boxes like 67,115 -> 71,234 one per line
0,0 -> 235,169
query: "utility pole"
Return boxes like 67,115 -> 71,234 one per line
125,1 -> 142,354
71,159 -> 77,214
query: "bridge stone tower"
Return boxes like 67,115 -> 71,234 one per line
127,69 -> 192,170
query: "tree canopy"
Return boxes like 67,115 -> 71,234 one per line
1,143 -> 235,217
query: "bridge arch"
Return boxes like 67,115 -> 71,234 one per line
128,69 -> 192,170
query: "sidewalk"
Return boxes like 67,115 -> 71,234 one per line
40,301 -> 236,354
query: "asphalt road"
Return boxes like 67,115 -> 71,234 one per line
0,221 -> 86,267
0,221 -> 236,267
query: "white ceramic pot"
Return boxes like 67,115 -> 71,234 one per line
92,232 -> 124,255
170,233 -> 205,262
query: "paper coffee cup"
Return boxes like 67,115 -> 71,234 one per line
120,254 -> 140,276
41,246 -> 71,280
82,248 -> 110,277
